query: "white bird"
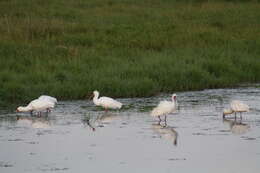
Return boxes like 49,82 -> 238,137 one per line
151,94 -> 177,123
223,100 -> 249,119
16,99 -> 55,115
38,95 -> 57,104
92,90 -> 122,111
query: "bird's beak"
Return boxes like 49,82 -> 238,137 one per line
87,94 -> 94,100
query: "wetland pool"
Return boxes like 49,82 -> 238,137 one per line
0,87 -> 260,173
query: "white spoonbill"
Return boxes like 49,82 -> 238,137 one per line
16,99 -> 55,115
223,100 -> 249,119
38,95 -> 57,104
151,94 -> 178,123
92,90 -> 122,112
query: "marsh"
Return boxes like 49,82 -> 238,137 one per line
0,86 -> 260,173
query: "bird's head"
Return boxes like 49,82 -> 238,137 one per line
87,90 -> 99,100
16,107 -> 22,112
93,90 -> 100,98
171,94 -> 177,101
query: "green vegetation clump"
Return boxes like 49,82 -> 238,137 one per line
0,0 -> 260,106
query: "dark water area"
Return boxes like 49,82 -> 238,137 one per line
0,87 -> 260,173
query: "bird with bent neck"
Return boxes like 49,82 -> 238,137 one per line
92,90 -> 122,112
223,100 -> 249,119
16,99 -> 55,115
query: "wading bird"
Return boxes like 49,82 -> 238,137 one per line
92,90 -> 122,112
223,100 -> 249,119
151,94 -> 178,123
16,99 -> 55,116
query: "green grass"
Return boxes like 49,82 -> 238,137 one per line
0,0 -> 260,107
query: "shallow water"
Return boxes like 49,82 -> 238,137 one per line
1,87 -> 260,173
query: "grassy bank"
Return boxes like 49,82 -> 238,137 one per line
0,0 -> 260,107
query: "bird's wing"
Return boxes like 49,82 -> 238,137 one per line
27,99 -> 39,108
99,97 -> 122,108
38,95 -> 58,103
231,100 -> 249,112
31,99 -> 54,110
151,101 -> 175,116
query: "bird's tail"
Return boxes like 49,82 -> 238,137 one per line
115,101 -> 122,109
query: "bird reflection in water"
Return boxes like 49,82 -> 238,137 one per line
16,115 -> 51,129
82,114 -> 95,131
83,112 -> 121,131
151,123 -> 178,146
97,112 -> 121,124
223,118 -> 250,135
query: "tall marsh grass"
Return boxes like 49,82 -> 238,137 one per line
0,0 -> 260,106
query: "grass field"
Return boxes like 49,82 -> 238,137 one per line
0,0 -> 260,107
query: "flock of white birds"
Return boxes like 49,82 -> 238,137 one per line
16,90 -> 250,121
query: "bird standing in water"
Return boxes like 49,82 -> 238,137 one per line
223,100 -> 249,119
92,90 -> 122,112
16,98 -> 55,116
151,94 -> 178,124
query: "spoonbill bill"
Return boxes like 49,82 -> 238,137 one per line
223,100 -> 249,119
16,99 -> 55,115
151,94 -> 178,123
92,90 -> 122,112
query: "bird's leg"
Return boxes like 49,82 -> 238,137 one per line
234,112 -> 237,120
240,112 -> 242,120
30,111 -> 33,116
105,108 -> 108,113
47,108 -> 51,113
164,115 -> 167,126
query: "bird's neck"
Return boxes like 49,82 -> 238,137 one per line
223,109 -> 234,115
172,98 -> 177,105
174,99 -> 178,107
19,106 -> 32,112
93,93 -> 100,105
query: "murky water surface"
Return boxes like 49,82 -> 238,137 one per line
1,87 -> 260,173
